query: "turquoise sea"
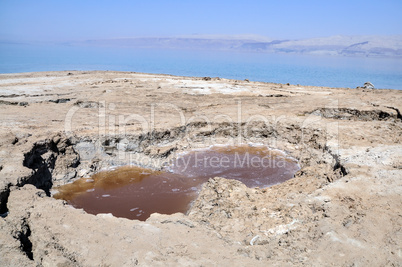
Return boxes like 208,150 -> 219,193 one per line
1,43 -> 402,89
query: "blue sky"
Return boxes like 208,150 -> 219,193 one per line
1,0 -> 401,42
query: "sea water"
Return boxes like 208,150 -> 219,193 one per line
1,43 -> 402,89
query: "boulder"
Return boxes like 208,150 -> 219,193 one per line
363,81 -> 375,89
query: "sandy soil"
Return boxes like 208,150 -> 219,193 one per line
0,71 -> 401,266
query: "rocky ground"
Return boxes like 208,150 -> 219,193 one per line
0,71 -> 401,266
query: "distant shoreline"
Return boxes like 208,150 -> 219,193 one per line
0,70 -> 401,92
3,34 -> 402,58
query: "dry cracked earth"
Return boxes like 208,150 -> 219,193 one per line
0,71 -> 401,266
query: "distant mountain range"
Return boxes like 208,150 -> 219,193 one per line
64,34 -> 402,57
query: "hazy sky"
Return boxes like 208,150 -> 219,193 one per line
1,0 -> 401,42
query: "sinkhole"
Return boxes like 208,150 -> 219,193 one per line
54,145 -> 300,221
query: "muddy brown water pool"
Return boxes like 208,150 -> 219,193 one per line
54,145 -> 300,221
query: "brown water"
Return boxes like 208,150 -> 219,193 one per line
54,145 -> 299,221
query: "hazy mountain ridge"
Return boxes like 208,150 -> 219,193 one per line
72,35 -> 402,57
265,35 -> 402,56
